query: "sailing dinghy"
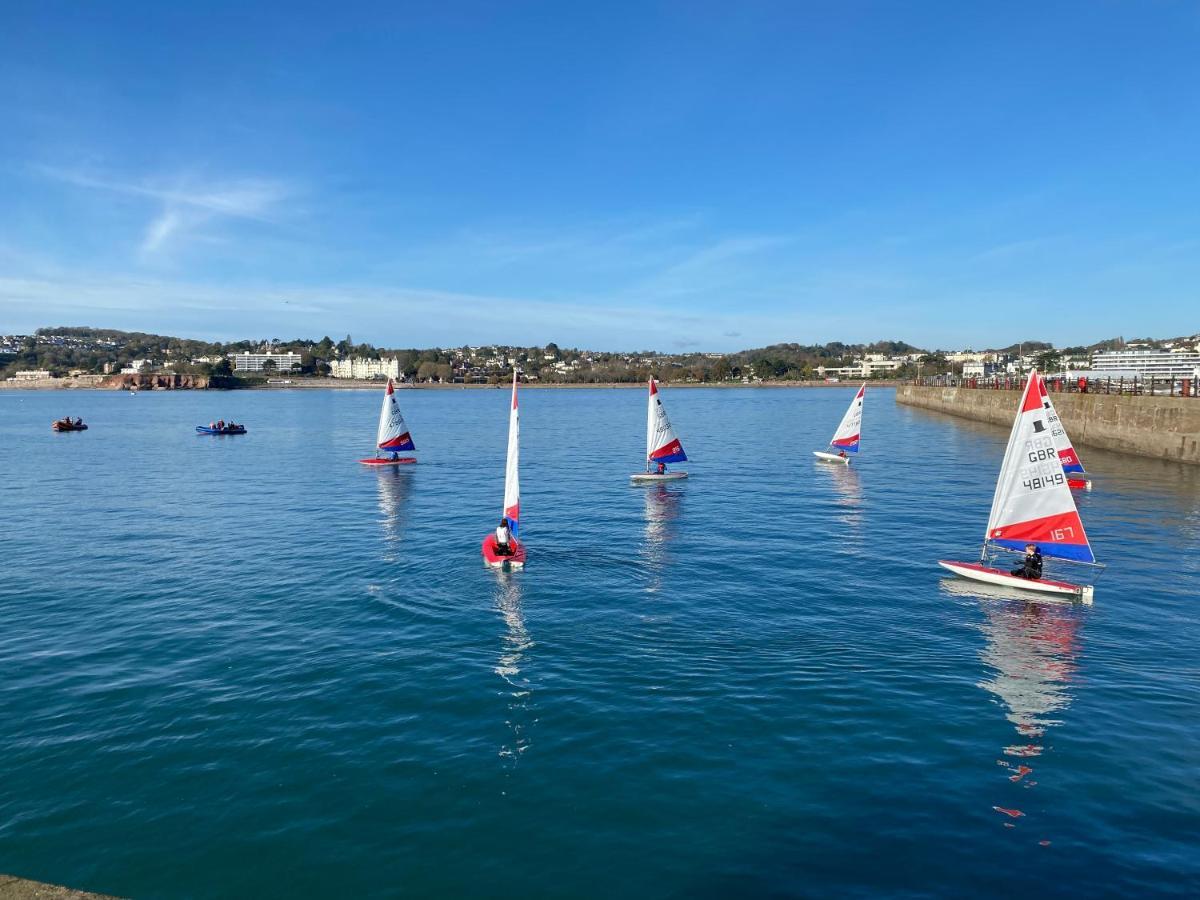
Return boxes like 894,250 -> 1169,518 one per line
631,378 -> 689,483
359,378 -> 417,465
482,371 -> 526,568
1037,378 -> 1091,490
814,383 -> 865,464
939,371 -> 1101,603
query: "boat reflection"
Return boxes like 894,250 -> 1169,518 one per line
943,577 -> 1083,832
945,578 -> 1081,756
815,460 -> 863,531
494,573 -> 534,762
374,467 -> 413,561
641,484 -> 683,593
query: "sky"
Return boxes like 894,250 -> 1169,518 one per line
2,1 -> 1198,352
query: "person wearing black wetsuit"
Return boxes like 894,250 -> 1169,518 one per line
1011,544 -> 1043,580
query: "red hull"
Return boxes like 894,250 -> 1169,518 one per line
481,534 -> 526,567
359,457 -> 417,465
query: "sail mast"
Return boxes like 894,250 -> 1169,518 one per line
645,378 -> 656,470
503,370 -> 521,536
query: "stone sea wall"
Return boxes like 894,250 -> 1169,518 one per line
896,384 -> 1200,466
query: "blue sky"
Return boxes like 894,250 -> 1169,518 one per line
2,1 -> 1198,351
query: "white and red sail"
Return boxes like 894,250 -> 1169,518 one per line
984,372 -> 1095,563
503,370 -> 520,536
646,379 -> 687,467
376,378 -> 415,453
1036,378 -> 1086,476
829,383 -> 866,452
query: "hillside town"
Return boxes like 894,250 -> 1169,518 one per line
3,328 -> 1200,386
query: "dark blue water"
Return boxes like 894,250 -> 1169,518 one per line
1,386 -> 1196,898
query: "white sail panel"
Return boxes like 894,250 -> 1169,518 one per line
830,383 -> 866,452
503,371 -> 520,535
646,379 -> 687,465
376,379 -> 414,451
984,372 -> 1094,563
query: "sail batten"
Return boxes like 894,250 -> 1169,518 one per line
503,371 -> 520,536
646,379 -> 687,466
376,379 -> 415,452
983,372 -> 1095,564
829,383 -> 866,452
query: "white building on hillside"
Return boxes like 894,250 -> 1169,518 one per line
962,362 -> 1001,378
1090,347 -> 1200,380
228,351 -> 303,373
861,355 -> 904,377
120,359 -> 159,375
328,357 -> 401,379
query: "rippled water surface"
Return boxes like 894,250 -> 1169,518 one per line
1,386 -> 1197,898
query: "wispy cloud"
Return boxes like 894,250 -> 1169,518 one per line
0,272 -> 825,350
31,164 -> 294,259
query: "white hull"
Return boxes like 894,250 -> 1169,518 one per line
813,451 -> 850,465
485,558 -> 525,569
938,560 -> 1093,604
631,471 -> 689,483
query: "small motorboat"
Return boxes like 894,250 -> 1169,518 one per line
52,419 -> 88,432
196,424 -> 247,435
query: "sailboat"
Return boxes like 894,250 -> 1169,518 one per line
630,378 -> 689,482
813,383 -> 865,464
1037,378 -> 1091,490
940,371 -> 1101,603
359,378 -> 417,465
482,370 -> 526,568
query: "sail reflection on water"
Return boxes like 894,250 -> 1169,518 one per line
641,484 -> 683,593
975,595 -> 1080,757
816,461 -> 863,533
943,578 -> 1081,756
494,573 -> 534,761
374,467 -> 413,561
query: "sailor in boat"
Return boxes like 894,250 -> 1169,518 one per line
656,461 -> 666,475
838,449 -> 847,459
494,518 -> 514,556
1010,544 -> 1044,580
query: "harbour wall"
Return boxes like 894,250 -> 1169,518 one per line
896,384 -> 1200,466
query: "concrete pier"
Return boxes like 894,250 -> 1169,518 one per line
0,875 -> 119,899
896,384 -> 1200,465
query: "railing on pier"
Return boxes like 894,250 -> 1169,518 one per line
911,374 -> 1199,398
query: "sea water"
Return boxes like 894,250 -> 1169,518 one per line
0,387 -> 1196,897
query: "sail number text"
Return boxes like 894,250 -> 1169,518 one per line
1020,437 -> 1064,491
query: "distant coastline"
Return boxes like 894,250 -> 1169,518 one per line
0,375 -> 900,392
